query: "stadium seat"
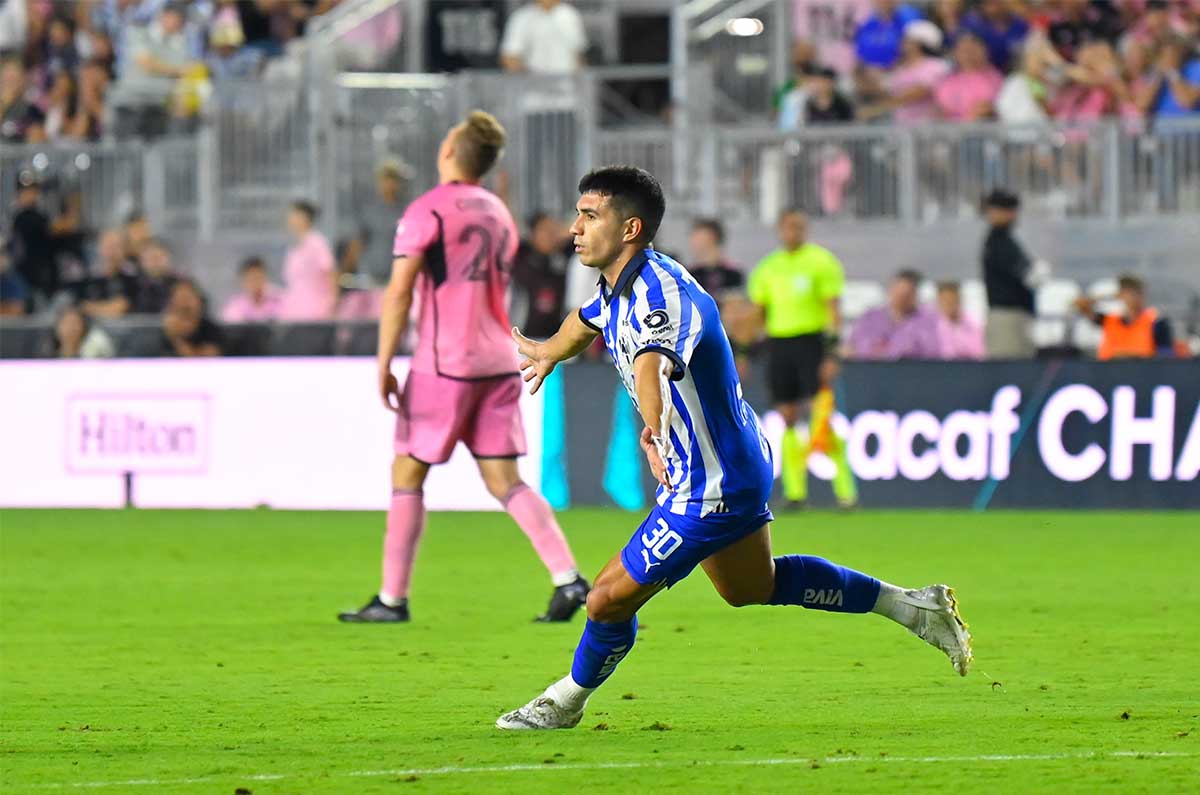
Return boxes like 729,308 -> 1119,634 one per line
841,280 -> 886,322
269,323 -> 336,356
1033,279 -> 1081,348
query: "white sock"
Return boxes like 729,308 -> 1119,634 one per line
871,581 -> 917,628
378,592 -> 406,608
551,568 -> 581,587
545,675 -> 594,712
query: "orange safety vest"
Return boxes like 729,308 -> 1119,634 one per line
1098,308 -> 1158,361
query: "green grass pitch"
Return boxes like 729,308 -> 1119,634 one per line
1,508 -> 1197,793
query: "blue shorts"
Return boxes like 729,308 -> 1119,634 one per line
620,502 -> 775,588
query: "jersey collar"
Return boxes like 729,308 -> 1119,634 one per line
599,248 -> 653,301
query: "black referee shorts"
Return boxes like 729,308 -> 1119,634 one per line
765,333 -> 825,405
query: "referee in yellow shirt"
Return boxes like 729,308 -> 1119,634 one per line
747,209 -> 857,509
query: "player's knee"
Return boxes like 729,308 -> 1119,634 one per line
486,476 -> 521,503
585,586 -> 635,623
718,585 -> 771,608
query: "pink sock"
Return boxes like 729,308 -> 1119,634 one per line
379,489 -> 425,603
504,483 -> 577,582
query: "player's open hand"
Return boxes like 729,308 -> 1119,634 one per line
640,426 -> 674,492
512,327 -> 556,395
379,368 -> 402,413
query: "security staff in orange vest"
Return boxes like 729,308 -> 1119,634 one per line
1074,275 -> 1176,360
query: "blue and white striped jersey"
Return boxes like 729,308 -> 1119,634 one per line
579,249 -> 773,517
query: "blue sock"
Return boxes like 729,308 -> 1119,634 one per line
570,617 -> 638,688
768,555 -> 880,613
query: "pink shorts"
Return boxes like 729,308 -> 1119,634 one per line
394,370 -> 527,464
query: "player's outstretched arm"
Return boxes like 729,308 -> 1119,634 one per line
633,351 -> 675,492
377,254 -> 423,412
512,310 -> 598,395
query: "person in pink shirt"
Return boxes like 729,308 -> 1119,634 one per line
1053,41 -> 1125,126
220,256 -> 282,323
934,31 -> 1004,121
338,111 -> 587,625
861,19 -> 951,124
277,201 -> 336,321
935,281 -> 985,360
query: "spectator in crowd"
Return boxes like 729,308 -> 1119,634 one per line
981,189 -> 1041,358
500,0 -> 587,75
773,40 -> 824,128
1144,35 -> 1200,118
0,55 -> 34,141
68,58 -> 108,140
1048,0 -> 1123,62
686,218 -> 744,299
931,0 -> 965,48
0,235 -> 29,316
109,1 -> 197,139
962,0 -> 1029,72
1121,38 -> 1160,119
848,269 -> 943,359
130,237 -> 178,314
44,304 -> 115,358
1054,40 -> 1132,125
855,0 -> 924,69
8,173 -> 57,308
859,19 -> 950,124
79,227 -> 138,317
804,66 -> 856,123
340,159 -> 411,284
1074,274 -> 1176,359
41,15 -> 80,88
154,278 -> 223,356
205,8 -> 263,81
510,211 -> 571,340
997,33 -> 1061,125
123,212 -> 152,266
91,0 -> 169,75
41,71 -> 75,140
221,255 -> 281,322
935,281 -> 985,359
935,31 -> 1004,121
278,200 -> 336,321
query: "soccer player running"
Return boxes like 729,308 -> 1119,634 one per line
338,111 -> 589,624
748,209 -> 856,509
497,168 -> 971,729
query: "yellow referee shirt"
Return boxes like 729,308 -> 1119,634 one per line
747,243 -> 845,338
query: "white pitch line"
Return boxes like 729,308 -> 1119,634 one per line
30,750 -> 1196,789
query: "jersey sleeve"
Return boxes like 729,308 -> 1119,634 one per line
817,250 -> 845,300
392,200 -> 438,258
578,288 -> 603,332
746,263 -> 769,306
633,270 -> 703,381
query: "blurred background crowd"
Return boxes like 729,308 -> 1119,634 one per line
1,0 -> 1197,362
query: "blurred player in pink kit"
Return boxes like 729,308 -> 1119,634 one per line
339,111 -> 590,624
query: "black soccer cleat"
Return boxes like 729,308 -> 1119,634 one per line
535,576 -> 590,623
338,595 -> 410,623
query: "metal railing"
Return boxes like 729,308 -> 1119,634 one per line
1,143 -> 145,232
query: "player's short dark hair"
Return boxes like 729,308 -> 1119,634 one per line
577,166 -> 665,245
290,200 -> 319,223
1117,274 -> 1145,293
778,206 -> 806,223
691,217 -> 725,245
240,256 -> 266,274
454,110 -> 507,180
937,280 -> 961,294
894,269 -> 922,286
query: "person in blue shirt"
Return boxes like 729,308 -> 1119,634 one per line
496,166 -> 973,730
855,0 -> 923,69
962,0 -> 1029,72
1149,36 -> 1200,118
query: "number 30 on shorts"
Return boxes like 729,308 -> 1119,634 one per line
641,518 -> 683,562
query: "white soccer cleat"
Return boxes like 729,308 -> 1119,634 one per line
495,693 -> 584,730
900,584 -> 973,676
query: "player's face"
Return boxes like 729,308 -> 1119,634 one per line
570,192 -> 632,269
778,212 -> 806,250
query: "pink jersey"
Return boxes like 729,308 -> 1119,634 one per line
392,182 -> 520,379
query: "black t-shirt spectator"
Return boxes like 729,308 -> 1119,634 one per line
138,317 -> 224,357
238,0 -> 274,44
1048,1 -> 1121,60
690,262 -> 745,296
130,273 -> 177,314
80,263 -> 140,306
511,240 -> 570,339
10,206 -> 56,299
807,93 -> 855,124
982,226 -> 1034,314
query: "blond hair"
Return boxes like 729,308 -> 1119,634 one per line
454,110 -> 507,179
